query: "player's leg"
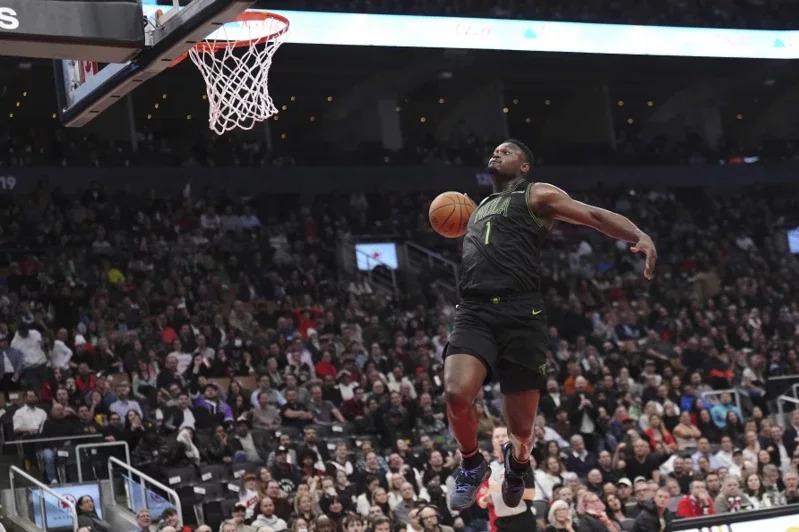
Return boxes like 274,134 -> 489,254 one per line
501,388 -> 540,507
444,304 -> 498,510
444,353 -> 490,510
495,300 -> 548,508
444,354 -> 487,457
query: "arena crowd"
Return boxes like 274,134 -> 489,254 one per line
0,176 -> 798,532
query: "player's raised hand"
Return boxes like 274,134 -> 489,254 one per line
630,234 -> 657,280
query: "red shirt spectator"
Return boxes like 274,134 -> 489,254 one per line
315,351 -> 338,381
676,480 -> 715,518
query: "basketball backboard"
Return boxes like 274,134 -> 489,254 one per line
42,0 -> 255,127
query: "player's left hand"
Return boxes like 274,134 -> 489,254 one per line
630,234 -> 657,280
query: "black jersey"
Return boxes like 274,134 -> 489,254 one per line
458,179 -> 547,296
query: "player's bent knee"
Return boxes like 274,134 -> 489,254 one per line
444,382 -> 480,409
509,427 -> 534,443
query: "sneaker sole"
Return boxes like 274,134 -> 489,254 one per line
449,467 -> 491,510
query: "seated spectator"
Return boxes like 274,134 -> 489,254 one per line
676,480 -> 715,518
193,382 -> 234,430
251,496 -> 288,531
710,393 -> 742,430
308,384 -> 346,424
280,389 -> 314,429
109,384 -> 143,421
132,509 -> 152,532
206,425 -> 243,464
76,495 -> 111,532
714,475 -> 745,513
39,402 -> 81,484
565,435 -> 598,479
545,500 -> 574,532
574,491 -> 615,532
271,446 -> 300,493
632,488 -> 673,532
156,508 -> 192,532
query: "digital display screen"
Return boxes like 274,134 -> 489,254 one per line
787,227 -> 799,253
31,482 -> 102,529
355,242 -> 399,270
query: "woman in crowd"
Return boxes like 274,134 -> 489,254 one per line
672,410 -> 701,450
292,493 -> 317,524
132,359 -> 159,407
603,493 -> 627,526
76,495 -> 111,532
575,491 -> 618,532
545,500 -> 575,532
742,473 -> 770,509
643,413 -> 677,455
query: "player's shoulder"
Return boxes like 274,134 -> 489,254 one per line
527,182 -> 570,208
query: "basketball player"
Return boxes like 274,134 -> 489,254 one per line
445,139 -> 657,513
476,425 -> 538,532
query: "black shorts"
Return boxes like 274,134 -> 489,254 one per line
445,293 -> 548,393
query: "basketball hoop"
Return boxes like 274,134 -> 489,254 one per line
177,11 -> 289,135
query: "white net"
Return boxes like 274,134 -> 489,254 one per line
188,14 -> 289,135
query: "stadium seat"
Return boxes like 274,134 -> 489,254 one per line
165,465 -> 199,486
309,424 -> 331,438
231,461 -> 262,478
199,463 -> 232,482
330,422 -> 353,436
276,426 -> 300,440
202,497 -> 239,531
532,500 -> 548,519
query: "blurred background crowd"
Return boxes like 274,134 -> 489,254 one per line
1,177 -> 799,532
0,1 -> 798,532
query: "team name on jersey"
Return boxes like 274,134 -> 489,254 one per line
473,195 -> 511,222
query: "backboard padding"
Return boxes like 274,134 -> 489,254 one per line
55,0 -> 255,127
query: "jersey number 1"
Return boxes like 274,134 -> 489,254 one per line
484,220 -> 492,245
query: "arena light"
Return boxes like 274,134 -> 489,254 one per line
140,1 -> 799,59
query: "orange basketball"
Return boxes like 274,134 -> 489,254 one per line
429,191 -> 476,238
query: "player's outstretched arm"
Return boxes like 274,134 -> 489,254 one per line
529,182 -> 657,280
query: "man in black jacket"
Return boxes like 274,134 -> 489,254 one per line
633,487 -> 674,532
40,403 -> 81,484
564,376 -> 599,452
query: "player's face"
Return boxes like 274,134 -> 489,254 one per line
487,142 -> 529,179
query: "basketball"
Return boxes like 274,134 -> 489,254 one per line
429,191 -> 476,238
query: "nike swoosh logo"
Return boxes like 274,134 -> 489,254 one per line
531,309 -> 543,316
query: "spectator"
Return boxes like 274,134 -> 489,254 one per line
76,495 -> 111,532
280,389 -> 314,429
565,435 -> 598,479
676,480 -> 715,518
251,497 -> 288,531
109,384 -> 143,421
0,334 -> 23,401
132,509 -> 153,532
193,383 -> 234,430
12,323 -> 48,393
546,500 -> 575,532
12,389 -> 47,437
714,475 -> 744,513
710,393 -> 742,430
574,491 -> 615,532
566,377 -> 599,452
632,487 -> 673,532
39,402 -> 81,484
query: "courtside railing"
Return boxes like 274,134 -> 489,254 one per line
76,441 -> 130,482
107,456 -> 182,520
701,388 -> 742,413
9,465 -> 79,532
776,395 -> 799,429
